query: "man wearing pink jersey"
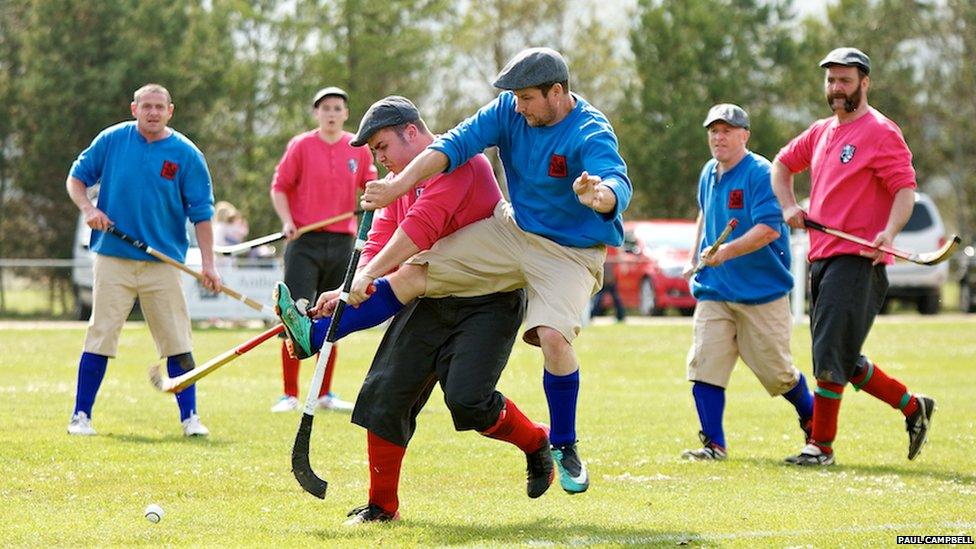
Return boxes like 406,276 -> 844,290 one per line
274,96 -> 553,524
269,86 -> 378,413
772,47 -> 935,466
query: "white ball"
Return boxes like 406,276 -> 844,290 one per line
144,504 -> 164,523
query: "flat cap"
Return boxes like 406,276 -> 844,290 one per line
492,47 -> 570,90
819,47 -> 871,75
350,95 -> 421,147
703,103 -> 750,129
312,86 -> 348,108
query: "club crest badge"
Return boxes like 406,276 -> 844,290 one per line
728,189 -> 744,209
348,159 -> 358,173
840,144 -> 856,164
548,154 -> 567,178
160,160 -> 179,180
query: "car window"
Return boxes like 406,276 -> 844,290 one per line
903,203 -> 933,232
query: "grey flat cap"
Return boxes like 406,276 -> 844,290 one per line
703,104 -> 750,129
312,86 -> 349,107
819,47 -> 871,75
350,95 -> 421,147
492,47 -> 570,90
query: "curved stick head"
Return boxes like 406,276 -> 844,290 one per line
148,363 -> 176,393
292,413 -> 328,498
917,235 -> 961,266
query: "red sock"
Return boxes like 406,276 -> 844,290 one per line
281,343 -> 300,398
850,358 -> 918,417
481,397 -> 548,453
367,431 -> 406,515
317,345 -> 339,398
811,381 -> 845,453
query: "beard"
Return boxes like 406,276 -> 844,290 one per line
826,82 -> 863,113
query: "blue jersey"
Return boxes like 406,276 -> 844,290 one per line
430,92 -> 631,247
692,151 -> 793,304
70,121 -> 214,263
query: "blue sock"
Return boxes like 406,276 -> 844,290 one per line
311,277 -> 404,351
167,354 -> 197,421
782,372 -> 814,421
692,381 -> 726,449
74,352 -> 108,417
543,369 -> 579,447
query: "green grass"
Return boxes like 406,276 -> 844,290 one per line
1,319 -> 974,547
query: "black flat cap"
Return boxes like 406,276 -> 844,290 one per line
703,103 -> 750,129
312,86 -> 348,108
819,47 -> 871,75
350,95 -> 421,147
492,47 -> 570,90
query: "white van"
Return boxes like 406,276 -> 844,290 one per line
72,213 -> 282,321
884,192 -> 950,314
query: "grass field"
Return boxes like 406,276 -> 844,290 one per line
1,318 -> 974,547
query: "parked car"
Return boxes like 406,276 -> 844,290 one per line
605,219 -> 698,316
883,192 -> 951,315
959,244 -> 976,313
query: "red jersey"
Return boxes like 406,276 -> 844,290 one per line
271,130 -> 377,234
360,153 -> 501,267
776,107 -> 916,264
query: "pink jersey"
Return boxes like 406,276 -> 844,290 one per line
776,107 -> 916,263
271,130 -> 377,234
360,153 -> 501,267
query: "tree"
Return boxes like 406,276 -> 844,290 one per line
623,0 -> 801,218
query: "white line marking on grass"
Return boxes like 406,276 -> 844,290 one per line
522,521 -> 976,546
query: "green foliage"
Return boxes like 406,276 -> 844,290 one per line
1,319 -> 974,545
1,0 -> 974,256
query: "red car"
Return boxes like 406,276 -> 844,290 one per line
603,219 -> 698,316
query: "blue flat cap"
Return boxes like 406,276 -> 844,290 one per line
703,104 -> 750,129
492,47 -> 570,90
819,47 -> 871,75
351,95 -> 421,147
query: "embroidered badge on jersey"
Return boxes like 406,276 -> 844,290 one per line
161,160 -> 179,180
348,158 -> 358,173
840,144 -> 856,164
728,189 -> 744,209
548,154 -> 567,178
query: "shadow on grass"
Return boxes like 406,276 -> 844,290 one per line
741,456 -> 976,484
104,432 -> 234,447
314,518 -> 699,546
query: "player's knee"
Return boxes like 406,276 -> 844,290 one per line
389,263 -> 427,301
536,326 -> 570,354
443,392 -> 488,429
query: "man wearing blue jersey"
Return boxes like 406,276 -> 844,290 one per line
65,83 -> 221,438
315,47 -> 632,494
679,104 -> 813,460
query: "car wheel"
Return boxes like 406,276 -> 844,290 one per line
679,307 -> 695,317
638,277 -> 661,316
917,290 -> 941,315
960,279 -> 974,313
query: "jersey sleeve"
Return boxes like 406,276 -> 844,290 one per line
580,128 -> 632,218
181,145 -> 216,223
359,205 -> 399,267
747,159 -> 784,230
69,127 -> 112,187
271,136 -> 302,193
399,163 -> 478,250
775,124 -> 817,174
429,95 -> 505,173
875,132 -> 917,194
